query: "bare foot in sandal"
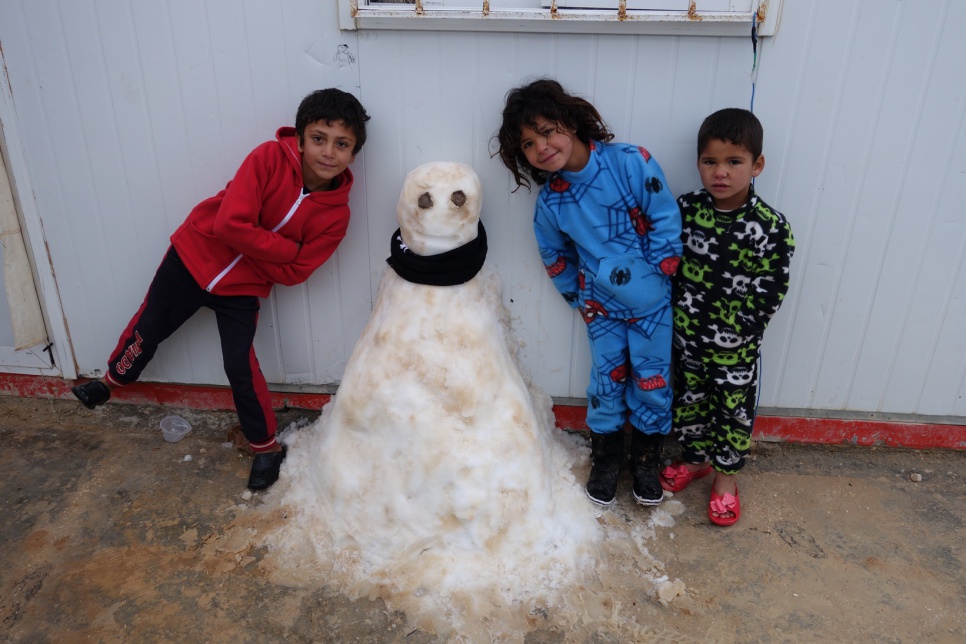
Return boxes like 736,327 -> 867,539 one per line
709,472 -> 740,526
660,461 -> 712,492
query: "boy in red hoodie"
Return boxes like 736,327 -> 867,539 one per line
72,88 -> 370,490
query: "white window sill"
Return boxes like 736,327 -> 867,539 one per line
339,3 -> 781,36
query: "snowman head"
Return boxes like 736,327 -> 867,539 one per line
397,162 -> 482,256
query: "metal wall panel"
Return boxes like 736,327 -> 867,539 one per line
0,0 -> 963,418
0,0 -> 366,387
758,0 -> 966,417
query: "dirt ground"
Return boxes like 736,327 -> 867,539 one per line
1,394 -> 964,643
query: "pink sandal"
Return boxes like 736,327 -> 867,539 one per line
708,487 -> 741,526
660,462 -> 712,492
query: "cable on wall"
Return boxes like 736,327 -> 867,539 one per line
750,12 -> 760,113
751,9 -> 764,415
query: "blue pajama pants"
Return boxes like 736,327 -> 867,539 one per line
584,304 -> 673,436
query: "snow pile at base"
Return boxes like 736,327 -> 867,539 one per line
270,266 -> 606,636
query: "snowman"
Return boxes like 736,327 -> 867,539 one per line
275,162 -> 602,634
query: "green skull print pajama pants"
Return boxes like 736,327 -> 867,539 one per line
671,339 -> 760,475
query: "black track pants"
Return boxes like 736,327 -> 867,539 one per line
105,247 -> 277,450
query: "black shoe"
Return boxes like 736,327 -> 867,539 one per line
586,431 -> 625,507
247,446 -> 287,490
71,380 -> 111,410
631,431 -> 665,506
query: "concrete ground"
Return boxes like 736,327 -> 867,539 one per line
1,394 -> 964,643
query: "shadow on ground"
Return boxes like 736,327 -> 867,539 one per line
1,396 -> 963,642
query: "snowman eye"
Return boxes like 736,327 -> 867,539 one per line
451,190 -> 466,207
417,192 -> 433,209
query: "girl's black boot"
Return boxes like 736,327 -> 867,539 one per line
586,431 -> 625,507
631,431 -> 665,506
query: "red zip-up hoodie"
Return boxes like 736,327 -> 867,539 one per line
170,127 -> 353,298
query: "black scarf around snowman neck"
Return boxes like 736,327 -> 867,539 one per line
387,222 -> 487,286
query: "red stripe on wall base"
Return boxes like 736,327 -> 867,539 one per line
752,415 -> 966,451
549,404 -> 966,449
0,374 -> 332,414
4,374 -> 964,450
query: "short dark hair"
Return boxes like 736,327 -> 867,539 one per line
697,108 -> 763,159
296,88 -> 370,154
496,78 -> 613,190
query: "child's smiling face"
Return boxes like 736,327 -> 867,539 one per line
519,116 -> 590,175
298,119 -> 357,191
698,138 -> 765,210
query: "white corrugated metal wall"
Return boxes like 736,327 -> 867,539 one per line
0,0 -> 963,420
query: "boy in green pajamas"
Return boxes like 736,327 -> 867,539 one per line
660,108 -> 794,526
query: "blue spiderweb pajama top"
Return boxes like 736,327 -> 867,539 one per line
534,141 -> 682,435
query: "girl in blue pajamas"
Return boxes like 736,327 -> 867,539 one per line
497,79 -> 682,507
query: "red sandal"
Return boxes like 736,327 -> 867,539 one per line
708,487 -> 740,526
660,462 -> 712,492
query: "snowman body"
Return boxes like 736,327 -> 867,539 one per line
281,163 -> 597,619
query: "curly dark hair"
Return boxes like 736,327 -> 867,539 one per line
296,88 -> 371,154
495,79 -> 613,191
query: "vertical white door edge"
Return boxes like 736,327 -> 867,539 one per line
0,60 -> 72,378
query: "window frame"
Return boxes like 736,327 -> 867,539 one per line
338,0 -> 783,37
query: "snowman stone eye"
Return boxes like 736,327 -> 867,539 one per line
418,192 -> 433,209
451,190 -> 466,207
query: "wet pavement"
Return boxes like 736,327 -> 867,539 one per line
1,394 -> 964,642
